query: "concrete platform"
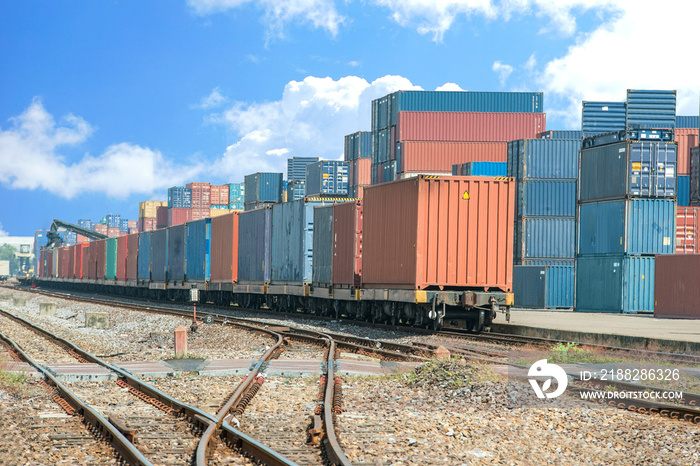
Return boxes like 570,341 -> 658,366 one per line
492,309 -> 700,354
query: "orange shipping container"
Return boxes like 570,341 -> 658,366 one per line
210,212 -> 239,283
398,141 -> 507,173
676,206 -> 700,254
126,233 -> 139,280
362,176 -> 514,291
675,128 -> 699,175
332,201 -> 363,287
116,235 -> 128,281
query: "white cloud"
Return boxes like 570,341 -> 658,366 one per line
187,0 -> 345,38
492,61 -> 514,85
0,99 -> 204,199
0,223 -> 8,237
435,83 -> 465,91
197,87 -> 228,109
211,75 -> 421,178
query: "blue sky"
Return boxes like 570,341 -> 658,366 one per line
1,0 -> 699,237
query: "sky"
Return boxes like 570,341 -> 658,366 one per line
1,0 -> 699,237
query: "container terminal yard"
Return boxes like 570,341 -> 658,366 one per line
2,88 -> 700,465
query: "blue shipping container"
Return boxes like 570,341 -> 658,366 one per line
453,162 -> 507,177
678,175 -> 690,207
150,229 -> 168,282
537,130 -> 583,140
105,214 -> 121,229
513,264 -> 574,309
676,116 -> 700,129
507,139 -> 579,180
311,205 -> 334,285
167,224 -> 185,281
575,254 -> 654,313
244,172 -> 283,204
626,89 -> 676,130
345,131 -> 371,161
306,161 -> 349,197
581,101 -> 626,137
168,186 -> 192,208
577,199 -> 676,255
137,232 -> 151,280
228,183 -> 245,203
237,207 -> 272,283
579,140 -> 677,202
514,217 -> 576,262
185,218 -> 210,281
518,179 -> 576,217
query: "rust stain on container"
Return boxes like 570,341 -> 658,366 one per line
654,254 -> 700,318
362,176 -> 514,291
210,211 -> 239,283
332,201 -> 363,287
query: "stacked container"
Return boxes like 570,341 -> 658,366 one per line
93,224 -> 108,235
244,173 -> 283,211
576,131 -> 678,313
370,91 -> 544,184
675,116 -> 699,206
305,161 -> 349,197
345,131 -> 371,198
105,214 -> 121,229
287,180 -> 306,201
187,182 -> 211,221
229,182 -> 244,210
508,138 -> 580,309
210,185 -> 230,206
139,201 -> 167,232
452,161 -> 507,177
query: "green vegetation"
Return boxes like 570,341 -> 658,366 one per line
0,368 -> 29,396
404,357 -> 502,389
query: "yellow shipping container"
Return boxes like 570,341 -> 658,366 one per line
139,201 -> 166,218
209,208 -> 231,218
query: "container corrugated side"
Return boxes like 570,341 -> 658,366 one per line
575,255 -> 654,313
537,130 -> 583,140
577,199 -> 676,255
456,161 -> 508,177
581,101 -> 626,137
312,205 -> 334,285
514,217 -> 575,262
676,116 -> 700,129
305,161 -> 349,197
678,175 -> 690,207
675,128 -> 699,175
578,140 -> 677,203
116,235 -> 127,281
396,111 -> 546,142
352,158 -> 371,187
210,212 -> 239,283
625,89 -> 676,130
237,207 -> 272,283
245,172 -> 283,204
167,224 -> 186,282
398,141 -> 507,173
126,233 -> 138,280
332,201 -> 363,287
137,232 -> 151,280
185,218 -> 210,282
654,255 -> 700,318
676,206 -> 700,254
362,176 -> 514,291
95,240 -> 106,279
518,179 -> 576,217
85,243 -> 96,279
150,229 -> 168,282
691,147 -> 700,202
514,265 -> 574,309
507,139 -> 579,180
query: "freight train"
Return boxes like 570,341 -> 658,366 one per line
34,176 -> 515,332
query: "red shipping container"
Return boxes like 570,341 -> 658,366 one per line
362,176 -> 514,291
107,227 -> 121,238
397,111 -> 546,142
190,207 -> 209,221
129,228 -> 139,235
399,141 -> 507,173
676,206 -> 700,254
46,249 -> 53,277
353,158 -> 371,187
332,201 -> 363,287
139,217 -> 156,232
82,243 -> 91,279
74,244 -> 87,278
67,246 -> 75,279
675,128 -> 699,175
210,212 -> 239,283
211,185 -> 230,205
128,220 -> 138,229
126,233 -> 139,280
95,239 -> 106,279
93,223 -> 108,235
59,246 -> 70,278
186,182 -> 210,190
116,235 -> 128,281
168,207 -> 191,226
353,185 -> 365,199
76,234 -> 88,243
156,206 -> 168,229
654,255 -> 700,318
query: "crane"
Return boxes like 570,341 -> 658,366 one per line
45,219 -> 108,248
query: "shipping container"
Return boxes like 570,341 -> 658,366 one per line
59,247 -> 70,279
575,254 -> 654,313
351,157 -> 371,187
518,179 -> 576,217
85,242 -> 95,279
150,229 -> 168,282
168,186 -> 192,208
312,205 -> 334,285
107,227 -> 121,238
578,140 -> 677,203
625,89 -> 676,130
244,201 -> 276,212
137,232 -> 151,280
126,233 -> 138,280
184,218 -> 210,282
210,184 -> 230,206
244,173 -> 283,204
210,212 -> 239,283
95,239 -> 106,280
515,217 -> 575,262
678,175 -> 690,207
691,147 -> 700,202
47,249 -> 55,277
676,116 -> 700,129
507,139 -> 580,180
654,255 -> 700,318
362,176 -> 514,291
93,223 -> 108,235
397,141 -> 507,174
332,201 -> 363,287
452,161 -> 507,177
105,214 -> 121,229
156,206 -> 168,229
120,218 -> 130,233
675,128 -> 699,175
287,157 -> 319,182
190,207 -> 209,221
305,161 -> 349,197
168,207 -> 190,226
72,244 -> 84,279
105,238 -> 117,280
577,199 -> 676,255
116,235 -> 127,281
345,131 -> 372,161
513,264 -> 574,309
167,224 -> 186,282
139,201 -> 167,218
187,182 -> 211,209
229,182 -> 245,204
138,217 -> 156,233
396,111 -> 546,143
237,207 -> 273,283
537,130 -> 583,140
676,206 -> 700,254
581,101 -> 626,137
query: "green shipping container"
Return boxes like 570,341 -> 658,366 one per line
105,237 -> 118,280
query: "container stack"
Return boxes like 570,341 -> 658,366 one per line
676,116 -> 700,207
210,184 -> 231,217
93,223 -> 108,235
156,205 -> 168,228
508,137 -> 581,309
345,131 -> 371,198
229,182 -> 244,210
452,161 -> 507,176
370,90 -> 545,184
105,214 -> 121,229
576,99 -> 678,313
187,182 -> 211,221
305,160 -> 349,197
287,180 -> 306,201
244,173 -> 283,211
139,201 -> 167,232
